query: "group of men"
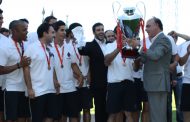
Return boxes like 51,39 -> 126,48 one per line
0,5 -> 190,122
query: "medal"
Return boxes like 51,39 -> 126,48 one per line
122,62 -> 126,66
61,64 -> 64,68
48,65 -> 51,70
79,62 -> 82,66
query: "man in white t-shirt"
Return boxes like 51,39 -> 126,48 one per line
0,8 -> 7,121
0,20 -> 31,122
68,22 -> 93,122
104,34 -> 138,122
178,41 -> 190,122
52,21 -> 83,122
23,23 -> 59,122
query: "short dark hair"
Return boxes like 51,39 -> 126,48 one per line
37,22 -> 52,38
52,20 -> 66,32
44,16 -> 57,23
66,22 -> 82,37
0,27 -> 9,33
0,9 -> 3,14
19,18 -> 29,24
92,22 -> 103,33
153,17 -> 163,31
9,20 -> 17,30
68,23 -> 82,33
9,20 -> 25,31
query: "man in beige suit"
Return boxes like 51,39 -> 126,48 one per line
140,17 -> 172,122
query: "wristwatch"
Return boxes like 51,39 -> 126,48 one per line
174,61 -> 178,66
17,63 -> 21,69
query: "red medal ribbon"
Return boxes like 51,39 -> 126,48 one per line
54,42 -> 64,68
41,42 -> 51,70
13,39 -> 24,58
72,42 -> 82,66
116,22 -> 126,65
140,18 -> 147,52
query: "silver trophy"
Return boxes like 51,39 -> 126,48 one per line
113,1 -> 146,58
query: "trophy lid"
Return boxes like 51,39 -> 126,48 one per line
123,7 -> 135,15
118,7 -> 142,20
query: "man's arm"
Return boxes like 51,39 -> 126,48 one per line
179,44 -> 190,66
104,48 -> 120,66
77,42 -> 90,56
71,63 -> 83,87
53,69 -> 60,94
23,66 -> 35,99
176,32 -> 190,41
0,56 -> 31,75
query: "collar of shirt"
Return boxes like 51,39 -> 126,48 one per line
151,31 -> 163,43
95,38 -> 106,46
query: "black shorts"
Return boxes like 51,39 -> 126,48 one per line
0,88 -> 4,112
180,83 -> 190,111
76,87 -> 93,110
29,93 -> 59,122
58,91 -> 81,118
4,91 -> 30,121
134,78 -> 148,110
106,80 -> 137,114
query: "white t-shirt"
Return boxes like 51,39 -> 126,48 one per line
0,38 -> 27,91
179,41 -> 190,84
72,43 -> 89,87
105,41 -> 134,83
95,38 -> 107,55
27,32 -> 38,44
0,34 -> 10,88
24,41 -> 56,97
167,35 -> 178,55
52,41 -> 77,93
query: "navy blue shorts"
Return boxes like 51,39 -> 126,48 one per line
106,80 -> 137,114
58,91 -> 81,118
180,83 -> 190,111
134,78 -> 148,110
0,88 -> 4,112
29,93 -> 59,122
4,91 -> 30,121
76,87 -> 93,110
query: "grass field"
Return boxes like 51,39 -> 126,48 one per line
172,92 -> 177,122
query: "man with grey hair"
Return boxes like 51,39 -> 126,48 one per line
140,17 -> 172,122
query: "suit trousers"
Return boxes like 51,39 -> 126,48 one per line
91,87 -> 108,122
147,92 -> 167,122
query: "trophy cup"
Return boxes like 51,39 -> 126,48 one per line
112,1 -> 146,58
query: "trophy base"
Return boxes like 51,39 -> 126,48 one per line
122,48 -> 140,59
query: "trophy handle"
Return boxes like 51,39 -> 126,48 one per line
136,1 -> 146,21
112,1 -> 121,22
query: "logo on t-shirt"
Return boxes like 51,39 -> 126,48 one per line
67,52 -> 71,59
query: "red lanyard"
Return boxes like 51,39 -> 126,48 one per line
120,50 -> 127,66
41,42 -> 51,70
54,42 -> 64,68
72,42 -> 82,66
13,39 -> 24,58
